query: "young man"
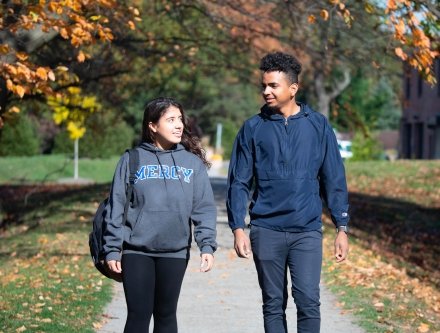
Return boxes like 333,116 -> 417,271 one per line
226,52 -> 349,333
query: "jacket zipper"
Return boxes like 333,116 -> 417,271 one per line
282,118 -> 288,169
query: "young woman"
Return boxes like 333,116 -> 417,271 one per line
103,97 -> 217,333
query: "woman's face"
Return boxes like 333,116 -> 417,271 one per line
148,106 -> 184,150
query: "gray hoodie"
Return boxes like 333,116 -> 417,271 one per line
103,143 -> 217,261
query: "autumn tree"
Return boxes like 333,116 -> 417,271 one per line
0,0 -> 257,137
0,0 -> 139,127
203,0 -> 438,119
1,0 -> 437,144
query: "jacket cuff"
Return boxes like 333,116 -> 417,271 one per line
230,223 -> 246,232
105,251 -> 121,262
332,212 -> 349,227
201,245 -> 214,255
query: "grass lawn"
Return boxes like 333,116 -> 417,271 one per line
0,154 -> 120,184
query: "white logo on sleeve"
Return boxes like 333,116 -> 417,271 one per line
342,212 -> 348,217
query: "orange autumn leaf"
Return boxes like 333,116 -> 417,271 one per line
394,47 -> 407,60
320,9 -> 329,21
15,85 -> 25,98
0,44 -> 10,54
48,2 -> 59,13
60,28 -> 69,39
71,36 -> 81,47
16,65 -> 31,80
417,323 -> 430,333
412,28 -> 430,48
36,67 -> 48,80
406,56 -> 415,65
387,0 -> 397,11
5,64 -> 17,75
9,106 -> 20,113
308,15 -> 316,24
15,52 -> 28,61
395,19 -> 406,36
6,79 -> 14,91
77,51 -> 86,62
128,20 -> 135,30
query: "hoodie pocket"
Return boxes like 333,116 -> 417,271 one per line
129,210 -> 189,252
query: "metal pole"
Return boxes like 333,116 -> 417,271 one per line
215,123 -> 222,154
74,138 -> 79,179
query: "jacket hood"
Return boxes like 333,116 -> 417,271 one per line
139,142 -> 186,154
260,103 -> 310,121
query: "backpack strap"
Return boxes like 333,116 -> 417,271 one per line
122,148 -> 139,227
128,148 -> 139,185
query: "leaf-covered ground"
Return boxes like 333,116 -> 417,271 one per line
0,184 -> 113,333
322,160 -> 440,332
345,161 -> 439,287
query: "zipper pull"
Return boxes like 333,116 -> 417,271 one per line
284,117 -> 288,126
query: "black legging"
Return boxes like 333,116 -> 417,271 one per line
121,254 -> 188,333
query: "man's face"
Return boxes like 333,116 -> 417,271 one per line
261,71 -> 297,110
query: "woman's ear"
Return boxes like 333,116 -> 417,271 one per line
149,122 -> 157,133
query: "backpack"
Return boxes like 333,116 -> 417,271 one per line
89,148 -> 139,282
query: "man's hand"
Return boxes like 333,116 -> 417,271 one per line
200,253 -> 214,272
106,259 -> 122,273
334,231 -> 349,262
233,228 -> 251,258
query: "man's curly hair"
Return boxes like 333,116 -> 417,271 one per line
259,52 -> 302,83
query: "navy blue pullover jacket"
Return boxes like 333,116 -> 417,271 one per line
227,103 -> 349,232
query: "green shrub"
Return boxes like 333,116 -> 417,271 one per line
350,132 -> 383,161
0,115 -> 41,156
52,130 -> 72,155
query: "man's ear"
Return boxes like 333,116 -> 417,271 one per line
290,82 -> 299,97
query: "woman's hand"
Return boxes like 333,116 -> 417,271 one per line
107,260 -> 122,273
200,253 -> 214,272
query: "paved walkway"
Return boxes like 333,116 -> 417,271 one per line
97,177 -> 365,333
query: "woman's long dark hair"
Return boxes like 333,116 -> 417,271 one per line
142,97 -> 210,168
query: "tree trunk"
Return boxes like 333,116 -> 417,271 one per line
0,78 -> 8,127
314,70 -> 351,118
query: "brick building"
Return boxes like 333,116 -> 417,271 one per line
400,58 -> 440,159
